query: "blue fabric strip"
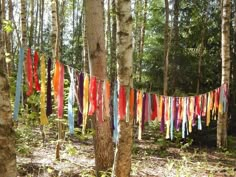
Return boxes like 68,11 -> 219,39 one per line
13,48 -> 24,120
68,67 -> 75,134
198,115 -> 202,130
113,82 -> 118,143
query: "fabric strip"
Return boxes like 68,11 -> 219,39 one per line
33,51 -> 41,92
13,48 -> 24,120
46,57 -> 52,116
40,55 -> 48,125
82,74 -> 89,134
25,48 -> 33,96
57,63 -> 64,118
68,67 -> 75,134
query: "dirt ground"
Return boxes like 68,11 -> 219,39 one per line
16,123 -> 236,177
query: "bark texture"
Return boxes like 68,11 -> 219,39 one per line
196,29 -> 205,94
171,0 -> 179,93
85,0 -> 114,174
110,0 -> 117,81
51,0 -> 57,58
21,0 -> 27,51
163,0 -> 169,95
83,0 -> 89,73
217,0 -> 231,148
112,0 -> 133,176
0,1 -> 16,176
138,0 -> 147,82
40,0 -> 44,51
29,0 -> 34,48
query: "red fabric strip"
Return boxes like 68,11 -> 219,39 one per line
33,51 -> 41,92
151,94 -> 157,120
88,76 -> 97,116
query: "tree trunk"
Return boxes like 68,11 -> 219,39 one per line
83,0 -> 89,73
72,0 -> 75,64
2,0 -> 8,74
134,0 -> 141,80
112,0 -> 133,176
138,0 -> 147,82
40,0 -> 44,51
29,0 -> 34,48
6,0 -> 14,75
196,29 -> 205,94
34,0 -> 39,47
110,0 -> 117,81
171,0 -> 179,93
163,0 -> 169,95
0,1 -> 16,176
51,0 -> 62,160
217,0 -> 231,148
60,0 -> 66,55
85,0 -> 114,174
51,0 -> 57,58
21,0 -> 27,51
107,0 -> 112,61
75,2 -> 83,68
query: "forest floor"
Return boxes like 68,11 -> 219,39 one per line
16,122 -> 236,177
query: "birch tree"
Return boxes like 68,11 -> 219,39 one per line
112,0 -> 133,176
217,0 -> 231,148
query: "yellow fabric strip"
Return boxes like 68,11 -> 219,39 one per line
158,96 -> 163,122
166,97 -> 171,139
137,91 -> 143,140
206,92 -> 211,126
82,74 -> 89,134
40,55 -> 48,125
189,97 -> 194,133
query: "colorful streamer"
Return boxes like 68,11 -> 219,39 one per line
40,55 -> 48,125
13,48 -> 24,120
68,67 -> 75,134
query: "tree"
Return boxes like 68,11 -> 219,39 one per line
134,0 -> 141,81
217,0 -> 231,148
171,0 -> 180,94
51,0 -> 63,160
112,0 -> 133,176
110,0 -> 117,81
51,0 -> 57,58
84,0 -> 114,174
29,0 -> 34,48
21,0 -> 27,55
138,0 -> 148,82
163,0 -> 169,95
82,0 -> 89,73
0,0 -> 16,176
40,0 -> 44,51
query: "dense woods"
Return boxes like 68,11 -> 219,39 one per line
0,0 -> 236,176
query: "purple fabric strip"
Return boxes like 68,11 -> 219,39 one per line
46,57 -> 52,116
77,72 -> 84,126
174,98 -> 179,130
